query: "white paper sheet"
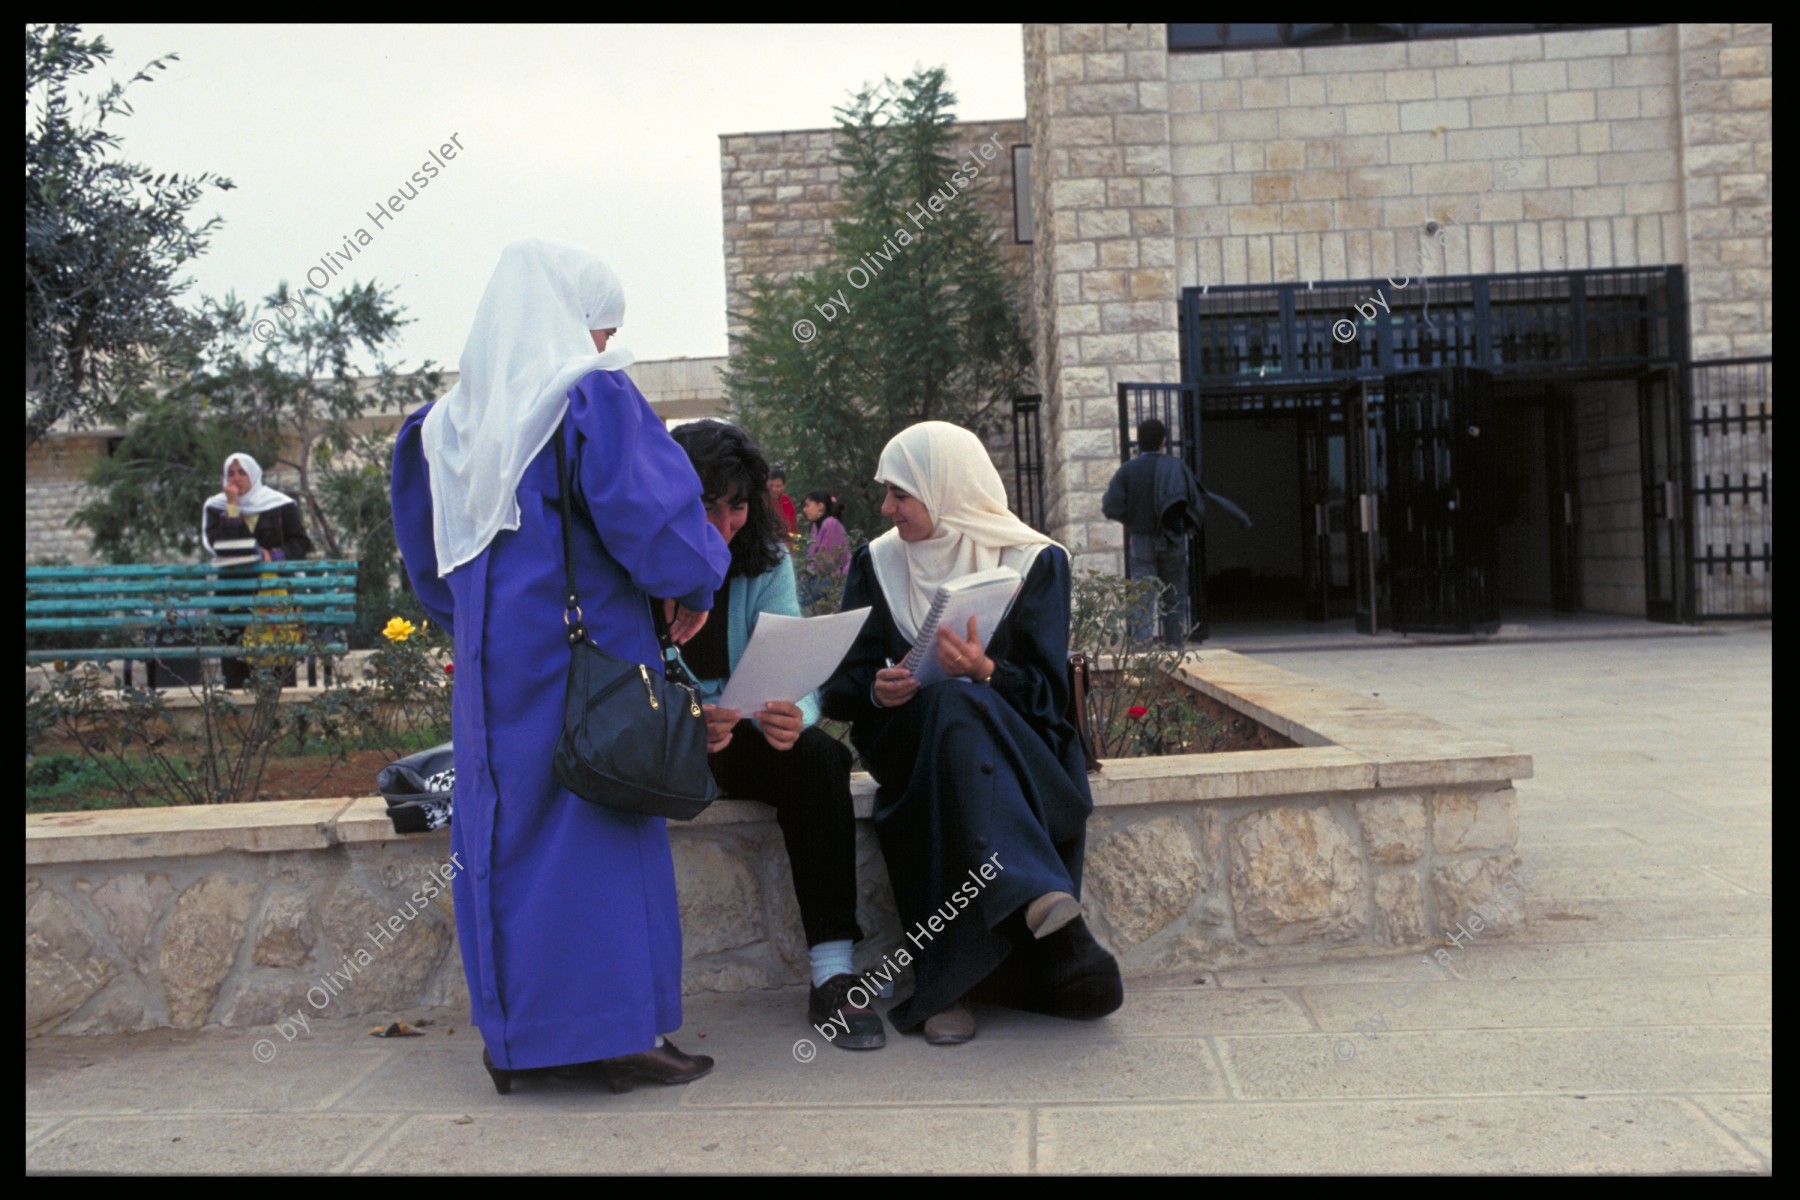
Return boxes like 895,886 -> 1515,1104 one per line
715,607 -> 873,712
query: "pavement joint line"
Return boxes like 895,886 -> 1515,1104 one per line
333,1112 -> 406,1175
32,1089 -> 1780,1118
1681,1095 -> 1773,1171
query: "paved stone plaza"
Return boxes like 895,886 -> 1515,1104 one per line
25,625 -> 1770,1174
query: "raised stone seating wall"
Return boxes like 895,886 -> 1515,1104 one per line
26,650 -> 1530,1036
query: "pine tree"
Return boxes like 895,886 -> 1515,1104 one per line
725,68 -> 1031,535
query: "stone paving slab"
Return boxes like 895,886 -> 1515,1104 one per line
1217,1026 -> 1771,1100
1689,1093 -> 1773,1162
29,1114 -> 396,1175
1514,895 -> 1772,941
1035,1097 -> 1765,1174
1298,974 -> 1772,1032
356,1109 -> 1034,1174
1439,937 -> 1771,981
24,627 -> 1771,1175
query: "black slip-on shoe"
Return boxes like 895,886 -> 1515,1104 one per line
809,973 -> 888,1050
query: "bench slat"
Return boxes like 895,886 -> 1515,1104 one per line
27,576 -> 358,596
27,612 -> 355,632
26,561 -> 359,581
26,644 -> 348,663
28,593 -> 358,614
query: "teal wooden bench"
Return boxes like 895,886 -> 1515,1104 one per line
25,560 -> 360,687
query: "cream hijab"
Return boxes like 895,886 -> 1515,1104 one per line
421,239 -> 634,575
201,453 -> 295,553
868,421 -> 1062,643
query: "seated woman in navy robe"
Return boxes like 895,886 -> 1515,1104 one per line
820,421 -> 1123,1045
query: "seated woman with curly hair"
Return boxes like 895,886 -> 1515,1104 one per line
669,420 -> 881,1051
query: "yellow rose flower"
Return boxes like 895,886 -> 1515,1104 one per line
382,617 -> 417,644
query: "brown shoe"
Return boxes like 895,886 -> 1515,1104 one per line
923,1000 -> 976,1045
1025,891 -> 1082,940
556,1039 -> 715,1093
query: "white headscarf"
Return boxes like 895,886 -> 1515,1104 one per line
201,452 -> 296,553
868,421 -> 1062,643
421,239 -> 634,575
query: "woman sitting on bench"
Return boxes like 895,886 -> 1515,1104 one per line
819,421 -> 1123,1045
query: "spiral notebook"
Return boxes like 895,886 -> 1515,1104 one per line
210,537 -> 261,568
901,566 -> 1024,687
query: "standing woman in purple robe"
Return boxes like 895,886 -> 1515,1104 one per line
391,240 -> 731,1095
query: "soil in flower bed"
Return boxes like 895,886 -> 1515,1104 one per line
1086,671 -> 1297,756
27,742 -> 410,812
1176,686 -> 1296,753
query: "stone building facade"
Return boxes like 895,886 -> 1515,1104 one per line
1024,23 -> 1771,587
718,120 -> 1033,509
723,24 -> 1771,627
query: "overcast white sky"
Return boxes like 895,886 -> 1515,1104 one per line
78,24 -> 1026,373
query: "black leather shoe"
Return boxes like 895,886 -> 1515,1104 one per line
1037,917 -> 1124,1019
483,1048 -> 515,1095
809,974 -> 887,1050
483,1049 -> 552,1095
556,1039 -> 716,1093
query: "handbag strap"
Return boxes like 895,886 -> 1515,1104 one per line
551,421 -> 681,663
551,424 -> 591,647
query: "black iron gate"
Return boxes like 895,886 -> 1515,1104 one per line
1010,394 -> 1047,532
1686,357 -> 1772,619
1383,368 -> 1501,633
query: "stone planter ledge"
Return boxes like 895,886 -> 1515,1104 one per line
26,650 -> 1532,1036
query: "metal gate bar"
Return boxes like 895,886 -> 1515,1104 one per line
1686,356 -> 1772,619
1010,394 -> 1047,533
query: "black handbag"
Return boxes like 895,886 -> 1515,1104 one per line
549,427 -> 718,820
377,742 -> 456,833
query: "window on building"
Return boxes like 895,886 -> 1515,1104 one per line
1167,23 -> 1652,53
1012,144 -> 1033,244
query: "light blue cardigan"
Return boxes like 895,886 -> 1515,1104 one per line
682,547 -> 820,728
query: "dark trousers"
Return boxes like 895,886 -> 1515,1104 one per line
708,722 -> 863,948
1128,537 -> 1191,647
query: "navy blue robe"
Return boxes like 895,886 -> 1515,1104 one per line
392,370 -> 729,1070
820,544 -> 1094,1031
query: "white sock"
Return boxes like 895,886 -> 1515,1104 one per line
654,1035 -> 665,1047
810,939 -> 854,987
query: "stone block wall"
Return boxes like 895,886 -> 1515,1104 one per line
1575,378 -> 1649,616
1162,27 -> 1690,290
1677,25 -> 1772,360
25,434 -> 111,566
26,481 -> 100,567
1022,23 -> 1775,576
719,118 -> 1030,344
718,120 -> 1032,514
26,837 -> 469,1037
27,649 -> 1534,1037
1025,24 -> 1181,573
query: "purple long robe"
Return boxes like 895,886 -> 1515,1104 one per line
392,370 -> 729,1070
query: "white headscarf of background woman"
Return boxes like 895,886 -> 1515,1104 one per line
201,452 -> 295,553
421,239 -> 634,575
868,421 -> 1062,643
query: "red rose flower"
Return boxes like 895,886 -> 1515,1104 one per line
444,662 -> 455,675
1128,705 -> 1148,719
